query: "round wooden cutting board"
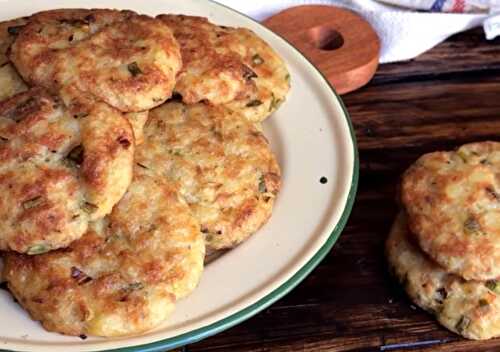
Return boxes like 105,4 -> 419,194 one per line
264,5 -> 380,94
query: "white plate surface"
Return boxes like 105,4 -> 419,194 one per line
0,1 -> 358,351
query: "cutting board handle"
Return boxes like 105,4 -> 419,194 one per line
263,5 -> 380,94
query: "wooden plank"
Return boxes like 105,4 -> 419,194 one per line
187,27 -> 500,351
373,28 -> 500,84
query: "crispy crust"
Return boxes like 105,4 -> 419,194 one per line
3,167 -> 205,336
10,9 -> 181,112
0,87 -> 133,253
0,63 -> 27,101
0,18 -> 29,102
124,110 -> 148,145
157,15 -> 290,122
137,101 -> 281,250
401,141 -> 500,280
387,212 -> 500,340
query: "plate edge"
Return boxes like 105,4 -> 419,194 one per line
0,1 -> 360,350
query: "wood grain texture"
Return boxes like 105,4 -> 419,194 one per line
185,27 -> 500,351
263,5 -> 379,94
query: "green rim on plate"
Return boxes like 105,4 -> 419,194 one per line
106,2 -> 360,351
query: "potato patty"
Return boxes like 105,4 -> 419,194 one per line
10,9 -> 181,112
387,212 -> 500,340
2,166 -> 205,336
137,101 -> 281,250
0,87 -> 134,253
401,142 -> 500,281
157,15 -> 290,122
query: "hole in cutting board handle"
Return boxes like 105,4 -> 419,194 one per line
308,26 -> 344,51
263,5 -> 380,93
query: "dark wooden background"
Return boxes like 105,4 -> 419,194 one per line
182,27 -> 500,351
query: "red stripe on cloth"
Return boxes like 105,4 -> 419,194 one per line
452,0 -> 465,12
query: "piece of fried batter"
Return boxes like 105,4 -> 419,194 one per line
157,15 -> 290,122
0,87 -> 134,254
387,212 -> 500,340
401,141 -> 500,281
10,9 -> 181,112
137,101 -> 281,250
2,166 -> 205,336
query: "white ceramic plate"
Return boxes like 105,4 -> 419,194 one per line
0,1 -> 358,351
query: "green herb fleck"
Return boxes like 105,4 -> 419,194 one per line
285,73 -> 290,82
105,233 -> 120,243
486,186 -> 500,201
242,66 -> 257,80
455,316 -> 471,333
479,299 -> 489,307
27,244 -> 49,255
251,54 -> 264,66
486,280 -> 497,291
67,145 -> 84,165
269,93 -> 282,112
246,99 -> 262,107
435,287 -> 447,303
127,62 -> 142,77
258,176 -> 267,193
73,112 -> 89,119
128,282 -> 144,290
10,97 -> 37,122
7,25 -> 25,35
22,196 -> 43,210
70,266 -> 92,285
457,150 -> 468,163
464,216 -> 482,235
82,202 -> 98,214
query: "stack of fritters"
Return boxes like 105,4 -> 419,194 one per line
388,142 -> 500,340
0,8 -> 289,337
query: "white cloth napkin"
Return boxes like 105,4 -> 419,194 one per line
215,0 -> 495,63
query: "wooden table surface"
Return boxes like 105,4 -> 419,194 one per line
183,27 -> 500,352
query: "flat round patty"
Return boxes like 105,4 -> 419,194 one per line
0,87 -> 134,253
137,101 -> 281,250
2,167 -> 205,336
10,9 -> 181,112
157,15 -> 290,122
386,212 -> 500,340
401,141 -> 500,281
